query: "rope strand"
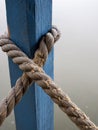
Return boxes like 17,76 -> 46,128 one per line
0,27 -> 97,130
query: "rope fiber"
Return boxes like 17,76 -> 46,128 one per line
0,27 -> 98,130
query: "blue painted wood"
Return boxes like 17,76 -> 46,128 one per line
5,1 -> 54,130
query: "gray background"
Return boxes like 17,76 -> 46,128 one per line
0,0 -> 98,130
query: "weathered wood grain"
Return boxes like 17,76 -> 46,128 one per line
5,0 -> 54,130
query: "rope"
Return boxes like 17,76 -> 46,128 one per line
0,27 -> 97,130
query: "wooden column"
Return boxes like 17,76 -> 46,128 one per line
5,0 -> 54,130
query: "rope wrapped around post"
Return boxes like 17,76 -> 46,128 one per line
0,27 -> 59,126
0,27 -> 98,130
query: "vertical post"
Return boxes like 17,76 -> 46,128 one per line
5,1 -> 54,130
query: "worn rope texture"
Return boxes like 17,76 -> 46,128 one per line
0,28 -> 97,130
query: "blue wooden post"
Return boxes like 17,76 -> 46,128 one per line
5,1 -> 54,130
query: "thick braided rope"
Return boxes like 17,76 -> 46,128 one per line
0,27 -> 59,126
0,28 -> 97,130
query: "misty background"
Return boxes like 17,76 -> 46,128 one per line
0,0 -> 98,130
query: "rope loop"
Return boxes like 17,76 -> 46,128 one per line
0,27 -> 98,130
